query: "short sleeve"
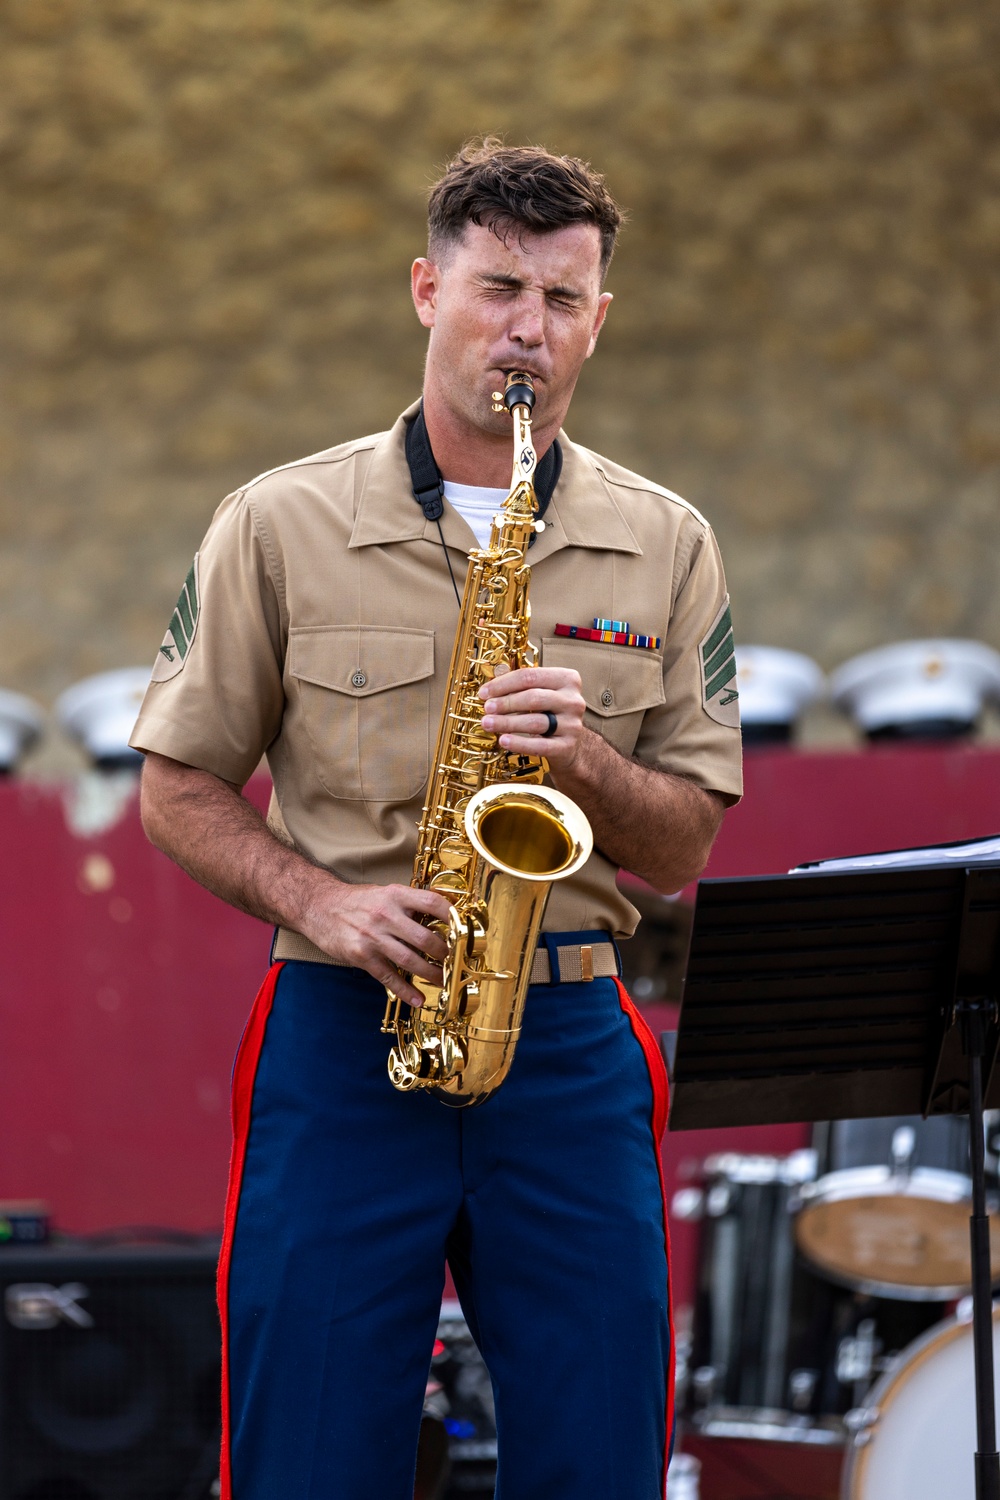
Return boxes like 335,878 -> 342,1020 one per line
129,491 -> 285,785
633,521 -> 743,804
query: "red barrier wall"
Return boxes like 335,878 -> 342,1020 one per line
700,742 -> 1000,882
2,746 -> 999,1308
0,773 -> 271,1234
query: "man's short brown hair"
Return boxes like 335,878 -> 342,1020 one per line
427,137 -> 625,281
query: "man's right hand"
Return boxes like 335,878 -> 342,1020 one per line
302,881 -> 452,1009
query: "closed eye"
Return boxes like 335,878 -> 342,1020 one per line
478,275 -> 585,310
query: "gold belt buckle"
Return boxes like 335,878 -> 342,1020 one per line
579,944 -> 594,982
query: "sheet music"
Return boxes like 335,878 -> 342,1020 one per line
792,833 -> 1000,875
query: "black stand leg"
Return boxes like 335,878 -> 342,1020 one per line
962,1001 -> 1000,1500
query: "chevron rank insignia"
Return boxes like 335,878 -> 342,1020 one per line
700,597 -> 739,727
151,555 -> 200,683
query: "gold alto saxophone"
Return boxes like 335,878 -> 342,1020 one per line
381,372 -> 593,1106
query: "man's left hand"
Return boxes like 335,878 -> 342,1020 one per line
480,660 -> 727,894
480,664 -> 587,772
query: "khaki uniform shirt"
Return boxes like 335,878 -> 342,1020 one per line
131,403 -> 742,946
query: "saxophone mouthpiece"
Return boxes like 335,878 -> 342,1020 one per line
503,372 -> 535,413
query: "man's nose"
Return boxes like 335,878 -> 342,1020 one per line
508,294 -> 545,347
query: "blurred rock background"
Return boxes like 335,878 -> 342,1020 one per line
1,0 -> 999,764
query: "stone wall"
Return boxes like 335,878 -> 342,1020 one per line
2,0 -> 999,752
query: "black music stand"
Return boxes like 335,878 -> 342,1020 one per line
669,860 -> 1000,1500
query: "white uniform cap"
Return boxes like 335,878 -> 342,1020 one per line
735,646 -> 825,728
0,689 -> 44,771
830,639 -> 1000,735
55,668 -> 151,766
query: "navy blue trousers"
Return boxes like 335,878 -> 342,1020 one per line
219,959 -> 673,1500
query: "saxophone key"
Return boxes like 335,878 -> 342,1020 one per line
387,1048 -> 419,1091
437,1032 -> 466,1078
437,838 -> 471,872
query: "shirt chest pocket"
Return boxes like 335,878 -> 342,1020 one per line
540,637 -> 665,757
289,625 -> 435,802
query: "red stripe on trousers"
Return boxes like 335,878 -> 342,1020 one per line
217,961 -> 284,1500
614,976 -> 675,1499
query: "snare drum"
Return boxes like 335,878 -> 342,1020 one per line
798,1116 -> 1000,1299
843,1305 -> 1000,1499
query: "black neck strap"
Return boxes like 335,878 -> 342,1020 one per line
405,403 -> 561,545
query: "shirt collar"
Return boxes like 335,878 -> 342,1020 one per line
348,403 -> 427,549
348,401 -> 642,559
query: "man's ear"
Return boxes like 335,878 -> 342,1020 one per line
412,258 -> 440,329
586,292 -> 613,358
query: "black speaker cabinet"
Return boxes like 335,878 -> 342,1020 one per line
0,1241 -> 221,1500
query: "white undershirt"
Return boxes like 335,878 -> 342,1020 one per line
442,481 -> 509,550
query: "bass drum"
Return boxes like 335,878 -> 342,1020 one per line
843,1305 -> 1000,1499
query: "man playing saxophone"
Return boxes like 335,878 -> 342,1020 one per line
132,138 -> 742,1499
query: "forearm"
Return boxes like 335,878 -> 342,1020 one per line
549,729 -> 725,892
139,751 -> 451,1005
139,751 -> 333,939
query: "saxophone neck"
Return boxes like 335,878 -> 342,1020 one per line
509,404 -> 536,484
498,372 -> 538,521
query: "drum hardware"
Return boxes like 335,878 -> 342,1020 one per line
683,1409 -> 846,1446
890,1124 -> 914,1174
834,1319 -> 876,1388
671,1186 -> 704,1222
671,1301 -> 694,1414
841,1403 -> 879,1444
834,1318 -> 880,1409
665,1451 -> 700,1498
788,1368 -> 819,1412
689,1365 -> 715,1408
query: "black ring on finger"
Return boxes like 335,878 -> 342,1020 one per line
541,711 -> 558,739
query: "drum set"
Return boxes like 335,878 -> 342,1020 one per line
673,1114 -> 1000,1497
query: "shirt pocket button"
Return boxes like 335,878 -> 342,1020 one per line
351,669 -> 367,688
601,688 -> 614,708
